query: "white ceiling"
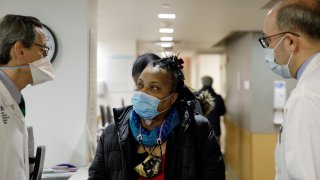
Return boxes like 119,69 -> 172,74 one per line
97,0 -> 274,54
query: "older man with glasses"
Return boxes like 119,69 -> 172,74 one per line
259,2 -> 320,180
0,14 -> 55,180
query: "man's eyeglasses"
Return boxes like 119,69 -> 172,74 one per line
258,32 -> 300,48
34,43 -> 49,57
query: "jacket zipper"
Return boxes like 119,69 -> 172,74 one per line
117,132 -> 129,179
177,108 -> 192,179
116,108 -> 132,180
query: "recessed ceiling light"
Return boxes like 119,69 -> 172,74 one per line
160,37 -> 173,41
162,4 -> 171,8
160,42 -> 174,48
159,28 -> 174,33
158,14 -> 176,19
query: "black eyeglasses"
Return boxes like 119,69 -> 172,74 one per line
258,32 -> 300,48
34,43 -> 49,57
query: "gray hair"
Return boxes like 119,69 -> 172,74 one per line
276,4 -> 320,39
201,76 -> 213,87
0,14 -> 42,64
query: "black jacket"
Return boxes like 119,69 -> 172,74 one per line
88,104 -> 225,180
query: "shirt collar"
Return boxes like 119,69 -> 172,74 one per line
0,70 -> 22,103
297,52 -> 320,80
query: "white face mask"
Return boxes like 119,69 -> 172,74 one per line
29,57 -> 55,85
264,36 -> 293,79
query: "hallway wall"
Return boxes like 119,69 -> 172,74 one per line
225,32 -> 296,132
225,118 -> 277,180
224,32 -> 296,179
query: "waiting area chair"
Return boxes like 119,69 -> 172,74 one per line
27,126 -> 46,180
29,146 -> 46,180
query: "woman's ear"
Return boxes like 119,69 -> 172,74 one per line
170,93 -> 179,105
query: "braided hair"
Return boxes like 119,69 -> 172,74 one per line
153,55 -> 195,105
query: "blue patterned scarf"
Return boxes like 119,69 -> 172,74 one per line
129,107 -> 180,147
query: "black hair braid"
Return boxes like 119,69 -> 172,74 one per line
154,55 -> 184,91
154,55 -> 195,103
170,55 -> 185,82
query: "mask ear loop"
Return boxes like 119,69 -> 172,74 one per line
157,94 -> 174,115
274,35 -> 287,50
287,52 -> 293,66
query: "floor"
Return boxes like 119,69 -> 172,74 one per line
226,164 -> 239,180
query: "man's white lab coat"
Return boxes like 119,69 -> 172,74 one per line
0,80 -> 29,180
275,53 -> 320,180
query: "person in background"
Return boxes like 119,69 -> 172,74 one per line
132,53 -> 161,84
0,14 -> 55,180
88,55 -> 225,180
196,76 -> 226,141
259,2 -> 320,179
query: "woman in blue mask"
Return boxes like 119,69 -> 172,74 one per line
88,55 -> 226,180
132,53 -> 207,116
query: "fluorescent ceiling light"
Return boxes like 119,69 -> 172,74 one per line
161,4 -> 171,8
160,37 -> 173,41
158,14 -> 176,19
160,42 -> 174,48
159,28 -> 174,33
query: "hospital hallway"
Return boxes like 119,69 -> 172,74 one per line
1,0 -> 302,180
96,43 -> 291,180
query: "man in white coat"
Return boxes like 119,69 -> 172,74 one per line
0,15 -> 55,180
259,2 -> 320,180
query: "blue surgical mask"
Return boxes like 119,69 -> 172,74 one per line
131,91 -> 173,120
264,36 -> 293,79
